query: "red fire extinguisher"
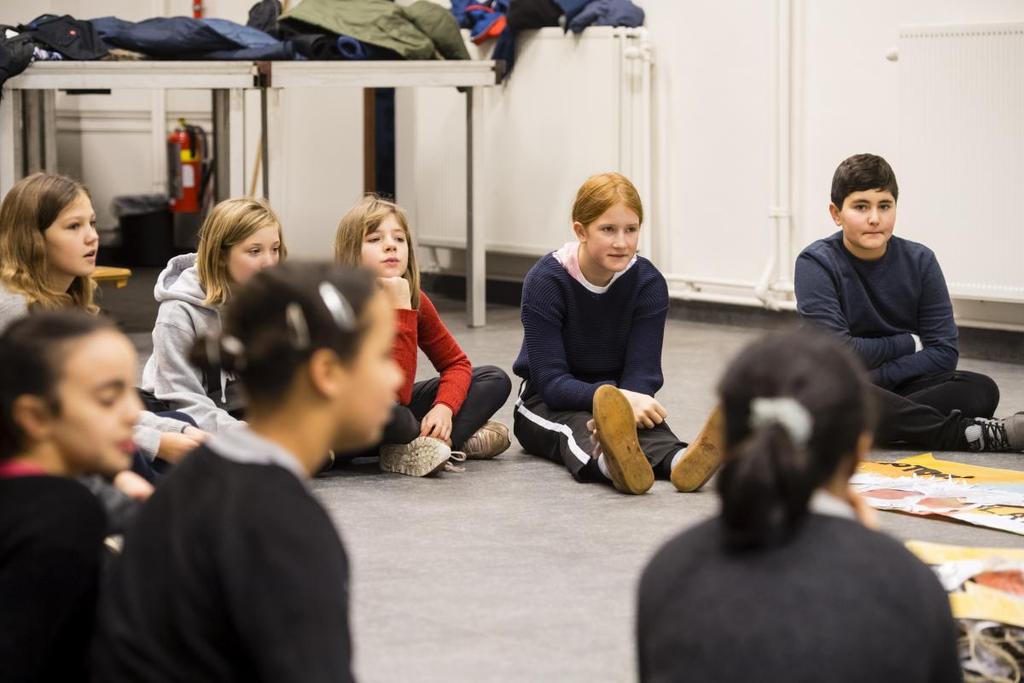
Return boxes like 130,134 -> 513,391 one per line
167,119 -> 205,214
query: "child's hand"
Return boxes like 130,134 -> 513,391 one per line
420,404 -> 453,442
157,430 -> 204,464
586,418 -> 603,457
618,389 -> 668,429
113,470 -> 154,501
379,276 -> 412,310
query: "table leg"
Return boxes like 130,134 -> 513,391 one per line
0,89 -> 23,196
228,88 -> 246,198
466,86 -> 486,328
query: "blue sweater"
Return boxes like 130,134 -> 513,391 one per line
513,254 -> 669,411
794,231 -> 959,390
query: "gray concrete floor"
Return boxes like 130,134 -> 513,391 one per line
133,297 -> 1024,683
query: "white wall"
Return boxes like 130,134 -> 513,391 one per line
642,0 -> 1024,328
7,0 -> 1024,327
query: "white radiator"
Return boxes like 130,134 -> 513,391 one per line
396,27 -> 652,259
897,23 -> 1024,303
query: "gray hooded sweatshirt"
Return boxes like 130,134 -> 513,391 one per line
141,254 -> 245,433
0,282 -> 186,461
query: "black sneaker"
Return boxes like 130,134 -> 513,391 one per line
964,414 -> 1024,452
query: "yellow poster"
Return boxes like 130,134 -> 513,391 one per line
852,454 -> 1024,536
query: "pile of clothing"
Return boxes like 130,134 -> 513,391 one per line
1,15 -> 109,89
1,0 -> 647,90
450,0 -> 644,80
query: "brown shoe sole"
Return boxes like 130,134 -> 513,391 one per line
592,385 -> 655,495
671,404 -> 725,492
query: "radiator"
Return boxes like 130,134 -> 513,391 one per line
897,22 -> 1024,303
396,27 -> 652,259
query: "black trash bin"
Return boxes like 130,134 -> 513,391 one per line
111,194 -> 173,267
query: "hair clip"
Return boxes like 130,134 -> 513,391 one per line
318,282 -> 356,332
285,302 -> 310,350
749,397 -> 813,446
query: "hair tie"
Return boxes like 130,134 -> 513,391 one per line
318,282 -> 356,332
750,397 -> 813,446
285,303 -> 310,350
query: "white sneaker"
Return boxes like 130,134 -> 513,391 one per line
379,437 -> 453,477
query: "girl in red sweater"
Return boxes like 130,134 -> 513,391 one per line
335,195 -> 512,476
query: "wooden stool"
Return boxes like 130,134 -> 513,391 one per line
93,266 -> 133,289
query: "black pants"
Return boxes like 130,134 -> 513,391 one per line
873,370 -> 999,450
342,366 -> 512,457
513,382 -> 686,483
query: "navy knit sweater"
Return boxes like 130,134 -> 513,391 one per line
513,254 -> 669,411
795,231 -> 958,390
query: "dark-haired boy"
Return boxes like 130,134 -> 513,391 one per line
795,153 -> 1023,452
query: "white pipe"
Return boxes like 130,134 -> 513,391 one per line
669,287 -> 799,311
756,0 -> 794,311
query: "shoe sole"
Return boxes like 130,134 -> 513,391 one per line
671,404 -> 725,492
379,445 -> 449,477
592,386 -> 654,495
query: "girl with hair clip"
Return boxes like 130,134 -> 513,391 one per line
141,196 -> 285,432
0,312 -> 142,683
0,173 -> 199,488
334,195 -> 512,477
636,330 -> 961,683
95,262 -> 402,682
514,172 -> 722,495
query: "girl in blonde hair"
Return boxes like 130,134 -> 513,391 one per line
335,194 -> 512,477
0,172 -> 98,321
513,172 -> 722,495
142,196 -> 285,432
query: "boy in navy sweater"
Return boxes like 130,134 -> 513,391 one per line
513,173 -> 722,494
795,153 -> 1023,452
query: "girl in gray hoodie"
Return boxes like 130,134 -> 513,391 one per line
142,196 -> 286,432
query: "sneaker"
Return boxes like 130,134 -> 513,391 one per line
671,405 -> 725,493
462,421 -> 511,459
379,437 -> 452,477
592,385 -> 655,495
964,414 -> 1024,452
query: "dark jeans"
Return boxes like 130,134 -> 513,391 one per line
340,366 -> 512,458
874,370 -> 999,450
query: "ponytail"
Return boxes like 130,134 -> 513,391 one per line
717,422 -> 816,548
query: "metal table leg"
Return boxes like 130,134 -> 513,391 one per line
466,86 -> 486,327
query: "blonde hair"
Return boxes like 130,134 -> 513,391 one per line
572,172 -> 644,227
334,194 -> 421,310
0,173 -> 97,313
196,197 -> 286,306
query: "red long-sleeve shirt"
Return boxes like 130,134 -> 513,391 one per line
392,292 -> 472,415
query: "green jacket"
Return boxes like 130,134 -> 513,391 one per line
282,0 -> 470,60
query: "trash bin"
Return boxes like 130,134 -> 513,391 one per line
111,194 -> 173,267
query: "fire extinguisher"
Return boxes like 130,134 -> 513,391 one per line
167,119 -> 208,214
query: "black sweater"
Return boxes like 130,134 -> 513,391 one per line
93,440 -> 354,683
0,475 -> 106,683
637,515 -> 962,683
